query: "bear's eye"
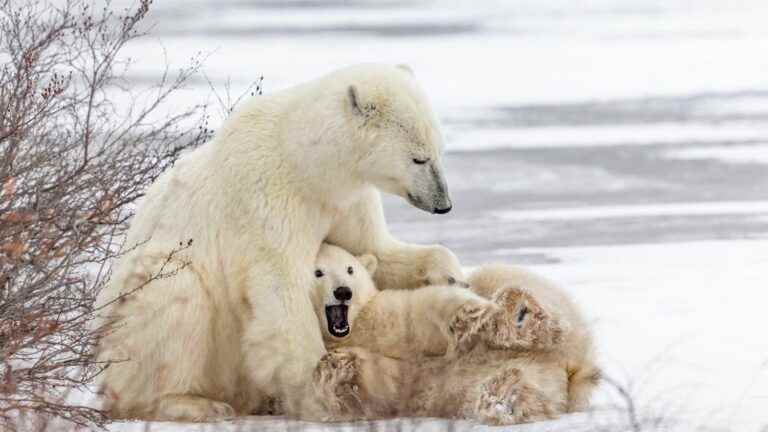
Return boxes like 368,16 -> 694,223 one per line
412,157 -> 429,165
315,269 -> 324,278
347,266 -> 354,275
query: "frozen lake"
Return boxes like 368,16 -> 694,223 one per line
108,1 -> 768,430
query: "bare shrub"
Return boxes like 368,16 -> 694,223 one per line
0,0 -> 210,429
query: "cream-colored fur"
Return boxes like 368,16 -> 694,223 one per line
311,260 -> 600,425
310,244 -> 496,361
94,64 -> 464,421
467,263 -> 599,413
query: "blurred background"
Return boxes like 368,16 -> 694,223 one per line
117,0 -> 768,263
111,1 -> 768,430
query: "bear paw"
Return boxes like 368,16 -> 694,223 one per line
448,299 -> 499,355
313,349 -> 363,418
422,245 -> 467,288
153,395 -> 236,422
472,367 -> 553,425
480,286 -> 564,351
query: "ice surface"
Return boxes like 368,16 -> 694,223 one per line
493,201 -> 768,221
446,123 -> 768,151
664,144 -> 768,165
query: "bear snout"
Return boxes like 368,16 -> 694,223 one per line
334,286 -> 352,301
433,202 -> 452,214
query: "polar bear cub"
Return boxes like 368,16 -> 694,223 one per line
310,243 -> 497,360
309,245 -> 600,424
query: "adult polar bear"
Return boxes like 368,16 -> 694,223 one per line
96,64 -> 463,421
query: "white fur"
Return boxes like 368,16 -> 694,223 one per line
308,255 -> 599,424
311,244 -> 494,361
95,64 -> 463,421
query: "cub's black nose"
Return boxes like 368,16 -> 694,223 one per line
334,286 -> 352,301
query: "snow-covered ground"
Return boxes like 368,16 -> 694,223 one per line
105,0 -> 768,430
111,241 -> 768,432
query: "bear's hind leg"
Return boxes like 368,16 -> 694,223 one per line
479,286 -> 564,351
313,347 -> 406,420
448,297 -> 499,355
313,348 -> 363,418
470,367 -> 554,425
100,258 -> 240,421
567,365 -> 601,412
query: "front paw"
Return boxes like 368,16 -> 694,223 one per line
423,245 -> 467,287
480,286 -> 564,351
426,273 -> 470,288
313,349 -> 363,417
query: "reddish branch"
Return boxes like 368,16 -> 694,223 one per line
0,0 -> 210,429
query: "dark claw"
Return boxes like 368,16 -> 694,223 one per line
516,305 -> 529,327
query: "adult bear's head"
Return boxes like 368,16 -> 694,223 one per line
342,64 -> 452,214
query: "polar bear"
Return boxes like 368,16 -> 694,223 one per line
310,244 -> 497,360
95,64 -> 464,421
309,252 -> 600,425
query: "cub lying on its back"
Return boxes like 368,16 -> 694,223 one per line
310,248 -> 600,425
467,263 -> 599,412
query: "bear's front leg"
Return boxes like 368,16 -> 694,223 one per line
375,242 -> 466,290
327,187 -> 465,291
241,264 -> 330,420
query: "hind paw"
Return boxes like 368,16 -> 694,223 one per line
472,367 -> 553,425
449,299 -> 499,354
313,349 -> 363,417
480,286 -> 564,351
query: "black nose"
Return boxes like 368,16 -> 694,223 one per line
334,286 -> 352,301
433,204 -> 452,214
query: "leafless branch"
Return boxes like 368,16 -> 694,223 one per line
0,0 -> 210,429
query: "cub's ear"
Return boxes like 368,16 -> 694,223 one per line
396,63 -> 414,76
356,254 -> 378,275
347,85 -> 377,118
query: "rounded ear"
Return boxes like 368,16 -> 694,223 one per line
348,85 -> 363,115
347,85 -> 377,117
356,254 -> 378,275
396,63 -> 414,76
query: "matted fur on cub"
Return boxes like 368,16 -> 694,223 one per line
309,244 -> 600,425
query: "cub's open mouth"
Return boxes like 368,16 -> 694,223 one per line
325,304 -> 349,338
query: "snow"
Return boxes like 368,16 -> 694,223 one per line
115,0 -> 768,112
694,97 -> 768,116
493,201 -> 768,221
664,144 -> 768,165
446,123 -> 768,151
107,239 -> 768,432
523,240 -> 768,432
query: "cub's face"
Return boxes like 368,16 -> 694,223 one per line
311,244 -> 378,341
